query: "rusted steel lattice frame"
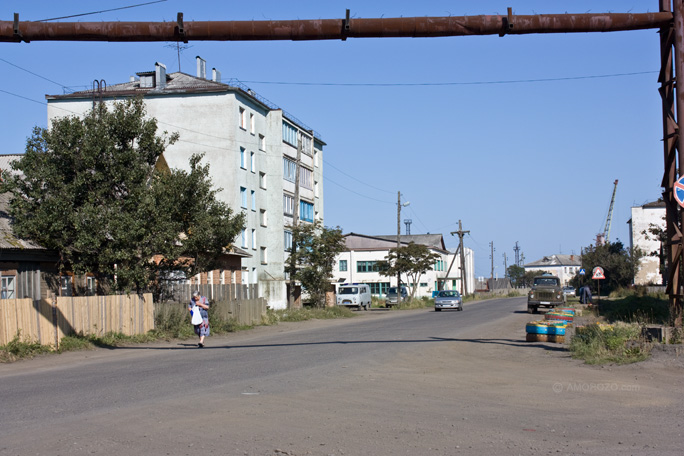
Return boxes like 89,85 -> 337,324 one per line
663,0 -> 684,317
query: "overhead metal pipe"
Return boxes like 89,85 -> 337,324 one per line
0,12 -> 673,43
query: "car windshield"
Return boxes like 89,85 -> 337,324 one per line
388,287 -> 400,294
339,287 -> 358,295
438,291 -> 459,298
534,278 -> 559,286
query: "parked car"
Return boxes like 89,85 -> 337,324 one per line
434,290 -> 463,311
385,286 -> 408,307
563,286 -> 576,297
336,283 -> 372,311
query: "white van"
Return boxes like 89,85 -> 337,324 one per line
336,283 -> 372,311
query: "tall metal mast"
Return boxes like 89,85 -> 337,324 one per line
603,180 -> 619,244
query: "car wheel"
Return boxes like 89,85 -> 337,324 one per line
458,307 -> 463,311
528,306 -> 537,314
435,308 -> 441,312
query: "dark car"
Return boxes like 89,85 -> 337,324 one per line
434,290 -> 463,311
385,286 -> 408,307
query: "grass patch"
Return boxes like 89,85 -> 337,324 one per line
600,294 -> 670,325
264,305 -> 355,324
0,334 -> 52,363
570,322 -> 650,365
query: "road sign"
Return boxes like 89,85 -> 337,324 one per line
592,267 -> 605,280
675,176 -> 684,208
579,268 -> 586,276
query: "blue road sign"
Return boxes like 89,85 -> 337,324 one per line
579,268 -> 586,275
675,176 -> 684,208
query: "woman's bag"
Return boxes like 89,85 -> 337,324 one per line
191,305 -> 203,325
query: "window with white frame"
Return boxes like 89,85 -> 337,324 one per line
314,149 -> 319,167
240,147 -> 246,169
283,157 -> 296,182
241,229 -> 247,248
259,172 -> 266,189
300,200 -> 314,223
301,134 -> 312,156
249,113 -> 255,134
299,166 -> 313,190
284,230 -> 293,251
282,121 -> 297,146
260,246 -> 267,264
283,193 -> 294,216
251,190 -> 256,211
260,209 -> 267,227
240,187 -> 247,208
259,134 -> 266,150
60,275 -> 73,297
86,276 -> 96,296
1,275 -> 15,299
239,107 -> 246,129
314,180 -> 319,198
251,229 -> 256,250
250,151 -> 255,172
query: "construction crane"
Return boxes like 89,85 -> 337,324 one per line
597,179 -> 618,246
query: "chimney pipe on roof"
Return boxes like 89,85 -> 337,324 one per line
212,67 -> 221,82
196,56 -> 206,79
155,62 -> 166,89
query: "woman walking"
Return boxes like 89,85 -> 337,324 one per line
189,291 -> 210,348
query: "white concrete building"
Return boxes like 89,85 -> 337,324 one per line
523,254 -> 582,286
627,200 -> 666,285
46,59 -> 325,309
332,233 -> 475,298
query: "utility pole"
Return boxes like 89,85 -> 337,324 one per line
503,252 -> 508,277
450,220 -> 470,296
288,132 -> 302,309
489,242 -> 495,280
396,192 -> 409,293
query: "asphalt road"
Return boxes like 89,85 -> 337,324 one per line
1,297 -> 682,456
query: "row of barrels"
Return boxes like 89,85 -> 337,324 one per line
525,307 -> 575,343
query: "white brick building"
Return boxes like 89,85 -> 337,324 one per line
46,59 -> 325,309
332,233 -> 475,298
523,254 -> 582,287
627,200 -> 666,285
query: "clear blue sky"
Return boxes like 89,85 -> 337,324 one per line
1,1 -> 665,278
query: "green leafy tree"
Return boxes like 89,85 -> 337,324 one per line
570,241 -> 643,295
1,98 -> 245,293
286,221 -> 346,308
507,264 -> 525,287
379,242 -> 440,299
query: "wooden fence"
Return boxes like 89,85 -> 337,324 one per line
0,294 -> 154,347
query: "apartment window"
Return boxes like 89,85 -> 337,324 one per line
260,209 -> 267,227
240,147 -> 246,169
1,276 -> 15,299
314,149 -> 319,167
240,187 -> 247,208
283,157 -> 296,183
282,121 -> 297,146
260,247 -> 267,264
314,181 -> 319,198
241,229 -> 247,248
250,151 -> 255,172
300,200 -> 314,223
251,229 -> 256,250
339,260 -> 347,272
284,230 -> 293,251
259,134 -> 266,150
301,134 -> 312,156
283,194 -> 294,216
299,166 -> 313,190
251,190 -> 256,211
369,282 -> 391,295
259,172 -> 266,189
357,261 -> 381,273
239,107 -> 246,129
85,276 -> 96,296
249,113 -> 255,134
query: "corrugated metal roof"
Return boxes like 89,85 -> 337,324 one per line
524,254 -> 581,267
343,232 -> 448,253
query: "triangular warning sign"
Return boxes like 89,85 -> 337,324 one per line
592,268 -> 605,280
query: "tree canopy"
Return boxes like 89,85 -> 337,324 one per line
1,98 -> 245,293
285,221 -> 346,308
379,242 -> 440,299
571,241 -> 643,295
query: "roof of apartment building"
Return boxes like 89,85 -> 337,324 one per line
524,254 -> 581,268
343,232 -> 448,253
45,59 -> 324,143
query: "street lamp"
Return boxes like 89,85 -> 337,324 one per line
397,192 -> 410,292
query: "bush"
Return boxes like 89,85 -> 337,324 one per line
601,293 -> 670,325
570,322 -> 650,364
265,306 -> 355,323
0,334 -> 52,362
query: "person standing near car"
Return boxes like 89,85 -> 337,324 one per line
189,291 -> 210,348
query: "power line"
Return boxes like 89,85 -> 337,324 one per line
324,176 -> 394,205
35,0 -> 167,22
240,71 -> 657,87
0,58 -> 70,90
323,159 -> 394,194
